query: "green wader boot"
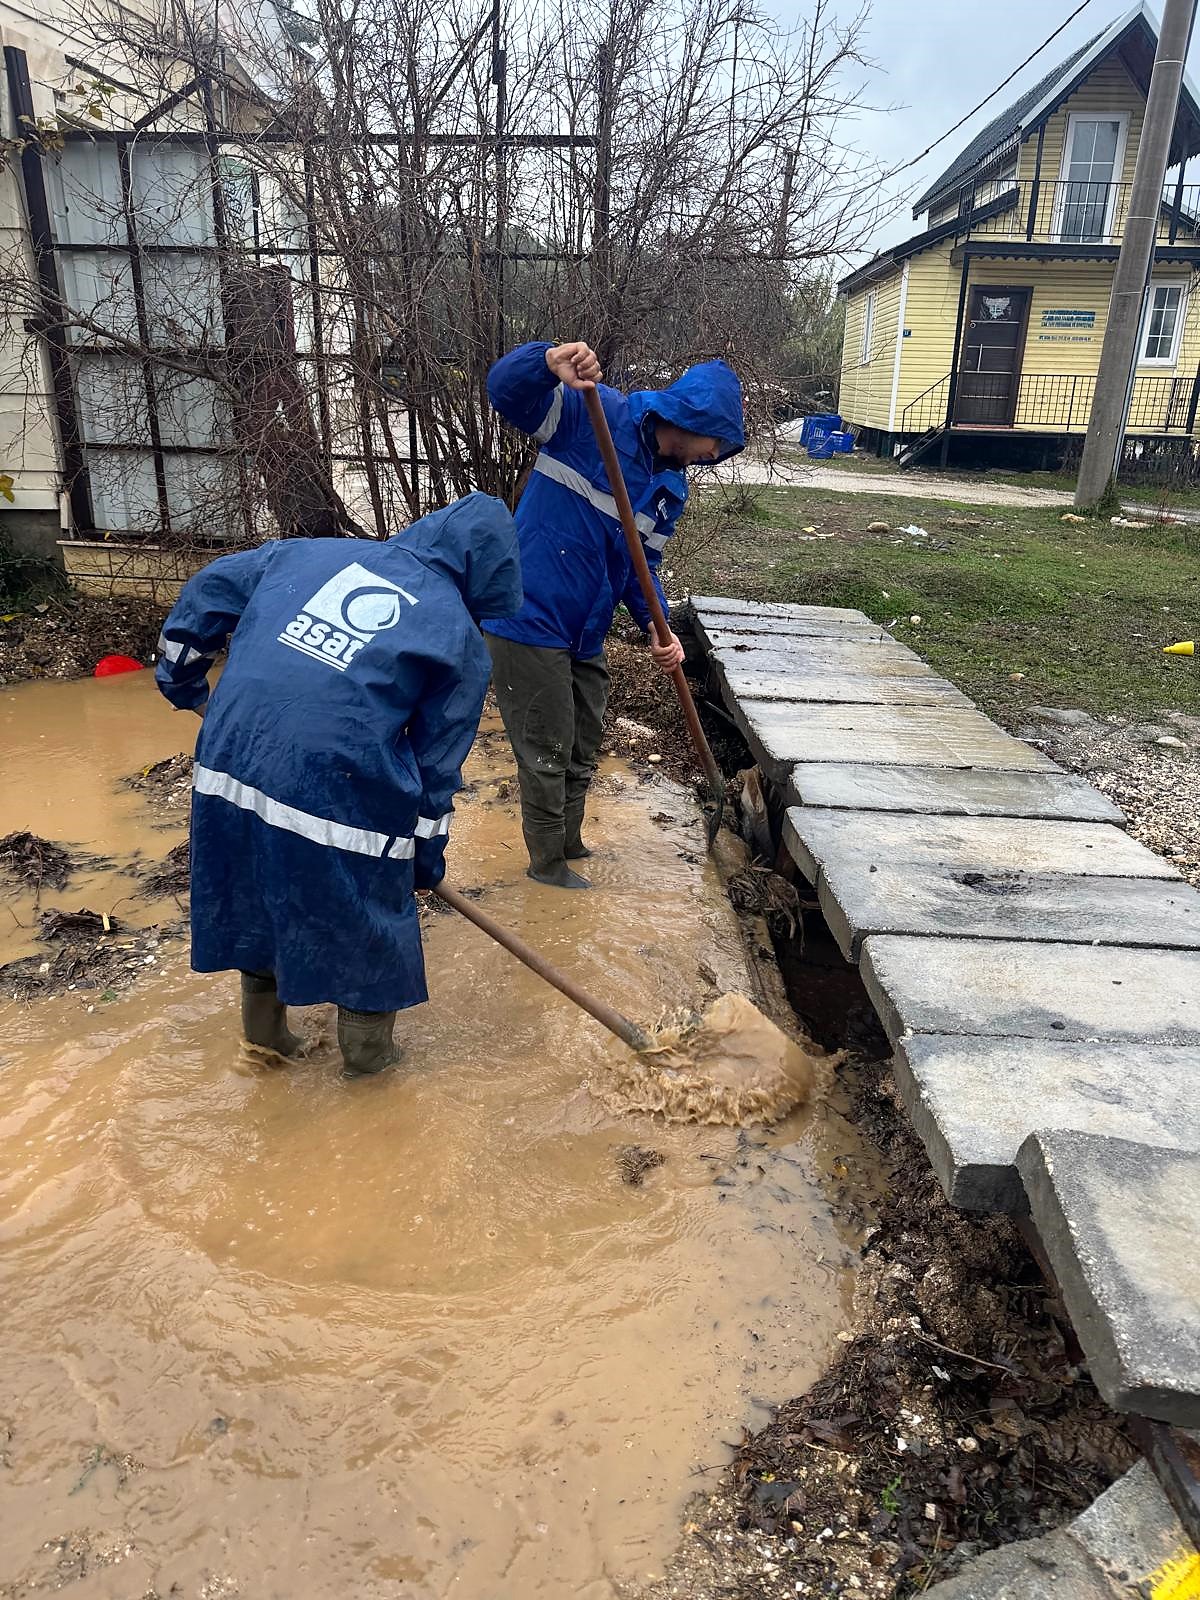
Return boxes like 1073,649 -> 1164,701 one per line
486,634 -> 607,890
240,971 -> 303,1058
337,1008 -> 401,1076
522,823 -> 591,891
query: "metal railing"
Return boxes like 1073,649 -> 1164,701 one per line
899,373 -> 950,439
901,369 -> 1200,434
952,179 -> 1200,246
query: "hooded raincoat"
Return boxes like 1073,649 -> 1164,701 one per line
481,343 -> 744,658
154,493 -> 522,1013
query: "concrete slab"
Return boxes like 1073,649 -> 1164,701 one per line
820,859 -> 1200,959
695,613 -> 886,637
925,1463 -> 1198,1597
784,809 -> 1176,884
728,699 -> 1056,782
894,1036 -> 1200,1212
784,763 -> 1125,823
690,596 -> 871,623
859,936 -> 1200,1046
1070,1461 -> 1198,1591
1017,1131 -> 1200,1427
921,1530 -> 1117,1598
712,660 -> 974,708
704,634 -> 933,673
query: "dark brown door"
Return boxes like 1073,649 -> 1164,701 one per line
954,287 -> 1031,425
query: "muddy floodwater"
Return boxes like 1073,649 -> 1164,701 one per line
1,672 -> 866,1599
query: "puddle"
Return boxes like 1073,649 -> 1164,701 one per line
0,673 -> 189,964
0,673 -> 870,1598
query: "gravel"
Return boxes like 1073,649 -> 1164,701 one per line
1017,713 -> 1200,885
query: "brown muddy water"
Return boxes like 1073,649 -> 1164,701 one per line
1,672 -> 869,1599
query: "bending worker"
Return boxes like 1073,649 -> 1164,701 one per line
482,340 -> 745,889
154,493 -> 522,1075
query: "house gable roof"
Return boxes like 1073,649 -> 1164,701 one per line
912,3 -> 1200,219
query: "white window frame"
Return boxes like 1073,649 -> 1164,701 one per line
1138,278 -> 1188,368
860,288 -> 876,365
1053,112 -> 1129,243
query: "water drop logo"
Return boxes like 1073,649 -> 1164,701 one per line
342,586 -> 404,633
277,562 -> 418,673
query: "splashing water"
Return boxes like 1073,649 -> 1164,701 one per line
593,992 -> 821,1126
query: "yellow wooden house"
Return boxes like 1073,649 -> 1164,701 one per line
837,2 -> 1200,470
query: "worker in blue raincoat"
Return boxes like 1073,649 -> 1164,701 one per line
483,340 -> 744,889
154,493 -> 523,1076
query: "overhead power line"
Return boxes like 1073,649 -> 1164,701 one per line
880,0 -> 1097,184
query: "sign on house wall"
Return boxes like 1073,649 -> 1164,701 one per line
1038,308 -> 1096,342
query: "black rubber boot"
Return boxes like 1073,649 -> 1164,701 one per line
524,825 -> 590,890
337,1008 -> 401,1076
240,971 -> 304,1057
563,802 -> 592,861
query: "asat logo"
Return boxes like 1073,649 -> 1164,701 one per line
278,562 -> 418,671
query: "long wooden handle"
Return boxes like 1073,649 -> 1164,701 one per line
582,386 -> 725,801
433,882 -> 650,1052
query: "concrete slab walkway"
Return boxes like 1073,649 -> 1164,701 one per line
694,593 -> 1200,1432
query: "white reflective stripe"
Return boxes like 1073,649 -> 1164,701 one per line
642,527 -> 670,552
157,633 -> 213,667
532,384 -> 564,444
387,837 -> 416,859
193,764 -> 390,858
414,812 -> 452,839
532,453 -> 657,536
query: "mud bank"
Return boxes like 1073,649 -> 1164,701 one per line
0,671 -> 875,1599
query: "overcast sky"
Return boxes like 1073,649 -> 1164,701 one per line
780,0 -> 1200,257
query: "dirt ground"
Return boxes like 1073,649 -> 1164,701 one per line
630,1051 -> 1135,1600
0,593 -> 164,685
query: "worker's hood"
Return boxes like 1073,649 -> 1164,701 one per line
394,492 -> 523,622
628,359 -> 745,463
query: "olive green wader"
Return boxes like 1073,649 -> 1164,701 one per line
486,633 -> 609,890
240,971 -> 399,1075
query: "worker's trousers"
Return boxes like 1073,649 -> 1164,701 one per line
485,634 -> 609,854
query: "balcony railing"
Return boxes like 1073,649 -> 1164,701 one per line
953,179 -> 1200,246
901,371 -> 1200,436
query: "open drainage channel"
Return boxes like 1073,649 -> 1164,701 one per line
0,659 -> 1180,1598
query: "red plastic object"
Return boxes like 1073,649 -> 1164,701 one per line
93,653 -> 145,677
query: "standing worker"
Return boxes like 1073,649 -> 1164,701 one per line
483,340 -> 745,889
154,493 -> 522,1075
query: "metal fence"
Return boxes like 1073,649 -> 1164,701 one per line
5,44 -> 600,546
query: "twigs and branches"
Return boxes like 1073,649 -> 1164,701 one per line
0,0 -> 884,548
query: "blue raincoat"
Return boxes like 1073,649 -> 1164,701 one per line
154,493 -> 522,1013
482,342 -> 744,658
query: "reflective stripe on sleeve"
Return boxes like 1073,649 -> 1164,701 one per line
414,813 -> 452,839
157,633 -> 214,667
532,454 -> 657,536
532,385 -> 565,444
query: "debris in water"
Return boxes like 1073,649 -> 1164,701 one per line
1,907 -> 180,1002
0,830 -> 103,896
725,862 -> 801,937
138,839 -> 190,900
38,907 -> 129,940
595,993 -> 820,1127
123,752 -> 194,818
614,1144 -> 666,1186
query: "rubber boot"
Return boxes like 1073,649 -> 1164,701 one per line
240,971 -> 303,1058
563,800 -> 592,861
337,1008 -> 401,1076
523,824 -> 590,890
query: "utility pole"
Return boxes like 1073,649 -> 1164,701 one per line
1075,0 -> 1198,509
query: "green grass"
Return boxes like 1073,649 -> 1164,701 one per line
674,487 -> 1200,724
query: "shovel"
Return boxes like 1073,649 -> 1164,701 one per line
434,881 -> 650,1050
582,387 -> 726,847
